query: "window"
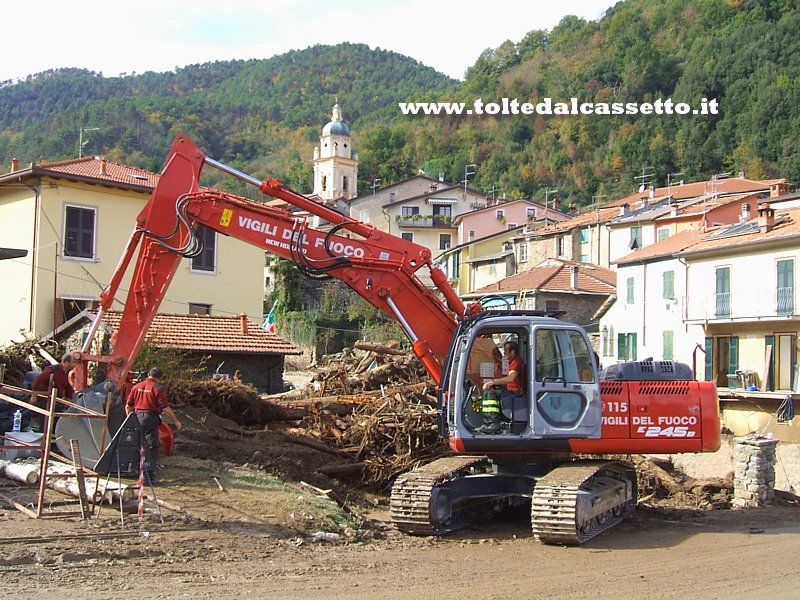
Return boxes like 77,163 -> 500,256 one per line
626,277 -> 635,304
191,225 -> 217,272
389,192 -> 396,203
535,328 -> 595,384
189,303 -> 212,315
545,300 -> 560,312
401,206 -> 419,217
526,207 -> 536,219
321,175 -> 327,192
663,330 -> 674,360
55,298 -> 96,330
342,176 -> 348,193
777,259 -> 794,315
439,234 -> 451,250
629,226 -> 642,250
658,227 -> 670,242
715,267 -> 731,317
401,232 -> 413,242
579,228 -> 589,244
556,236 -> 564,256
64,205 -> 96,259
617,332 -> 638,361
519,243 -> 528,262
433,205 -> 452,226
663,270 -> 675,300
496,209 -> 505,220
507,223 -> 517,230
359,210 -> 370,224
469,230 -> 475,241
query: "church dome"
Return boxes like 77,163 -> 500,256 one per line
322,102 -> 350,137
322,120 -> 351,136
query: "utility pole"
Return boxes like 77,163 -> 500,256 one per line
78,126 -> 100,158
463,164 -> 476,195
370,178 -> 381,195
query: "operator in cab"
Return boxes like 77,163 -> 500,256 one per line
479,341 -> 527,434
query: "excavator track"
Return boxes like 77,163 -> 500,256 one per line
531,460 -> 637,545
390,455 -> 491,535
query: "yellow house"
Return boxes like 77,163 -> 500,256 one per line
0,155 -> 265,345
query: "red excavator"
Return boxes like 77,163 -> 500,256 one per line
60,135 -> 720,545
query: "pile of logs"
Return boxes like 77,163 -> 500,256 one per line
282,342 -> 449,490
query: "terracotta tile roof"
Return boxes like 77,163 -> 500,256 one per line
100,311 -> 301,355
468,258 -> 616,297
605,177 -> 779,208
532,205 -> 621,235
615,227 -> 708,265
33,156 -> 159,190
679,206 -> 800,257
661,192 -> 761,220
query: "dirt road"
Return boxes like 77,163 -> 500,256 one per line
2,405 -> 798,599
1,498 -> 798,599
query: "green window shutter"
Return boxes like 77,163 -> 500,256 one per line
728,336 -> 739,374
663,330 -> 674,360
765,335 -> 775,391
663,271 -> 675,300
617,334 -> 627,360
704,337 -> 713,381
630,333 -> 638,361
627,277 -> 634,304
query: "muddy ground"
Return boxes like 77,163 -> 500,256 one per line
1,397 -> 799,599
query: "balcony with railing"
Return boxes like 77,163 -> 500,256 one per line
395,214 -> 454,228
685,286 -> 797,321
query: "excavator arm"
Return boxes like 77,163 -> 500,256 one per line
75,135 -> 471,395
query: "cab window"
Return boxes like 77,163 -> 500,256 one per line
535,328 -> 595,384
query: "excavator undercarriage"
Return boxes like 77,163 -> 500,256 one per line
390,455 -> 637,545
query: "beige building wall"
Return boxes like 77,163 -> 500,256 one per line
0,178 -> 264,344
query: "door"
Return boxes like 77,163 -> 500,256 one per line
531,326 -> 601,438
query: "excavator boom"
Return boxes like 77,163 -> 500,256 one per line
81,135 -> 469,393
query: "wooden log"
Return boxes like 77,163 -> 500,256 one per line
354,341 -> 406,356
283,434 -> 348,458
3,462 -> 40,484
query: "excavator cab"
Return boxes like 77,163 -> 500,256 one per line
442,312 -> 601,448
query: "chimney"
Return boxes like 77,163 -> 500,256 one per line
571,265 -> 579,290
619,203 -> 630,217
649,185 -> 655,199
11,157 -> 18,172
100,157 -> 108,176
239,313 -> 249,335
438,172 -> 445,182
740,203 -> 751,223
757,203 -> 775,233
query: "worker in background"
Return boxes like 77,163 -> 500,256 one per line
125,367 -> 182,481
480,341 -> 527,434
32,352 -> 76,400
30,352 -> 76,432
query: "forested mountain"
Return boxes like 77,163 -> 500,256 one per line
0,43 -> 455,193
1,0 -> 799,205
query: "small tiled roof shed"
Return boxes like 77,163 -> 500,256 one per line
102,311 -> 301,394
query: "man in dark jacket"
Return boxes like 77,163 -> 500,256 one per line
31,353 -> 75,400
125,368 -> 182,480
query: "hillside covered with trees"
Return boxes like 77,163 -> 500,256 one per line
1,0 -> 798,206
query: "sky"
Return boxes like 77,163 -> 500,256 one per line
1,1 -> 616,83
